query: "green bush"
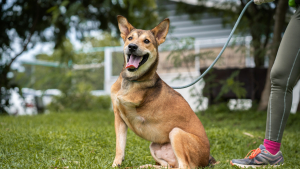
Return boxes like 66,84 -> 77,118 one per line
48,82 -> 111,112
49,94 -> 111,112
93,95 -> 111,110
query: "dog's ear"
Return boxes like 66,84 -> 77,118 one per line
117,15 -> 135,41
151,18 -> 170,45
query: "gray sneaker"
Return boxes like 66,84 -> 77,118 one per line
230,145 -> 284,168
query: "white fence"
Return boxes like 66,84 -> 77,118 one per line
92,37 -> 300,113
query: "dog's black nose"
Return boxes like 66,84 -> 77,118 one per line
128,43 -> 138,52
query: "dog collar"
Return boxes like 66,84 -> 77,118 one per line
130,80 -> 142,83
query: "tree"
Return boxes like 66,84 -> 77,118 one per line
0,0 -> 158,113
14,32 -> 121,91
173,0 -> 290,109
175,0 -> 289,67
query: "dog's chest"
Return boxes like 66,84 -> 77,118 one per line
113,91 -> 166,142
114,92 -> 144,128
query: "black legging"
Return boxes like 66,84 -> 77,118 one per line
265,6 -> 300,143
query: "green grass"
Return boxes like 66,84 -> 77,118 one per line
0,106 -> 300,168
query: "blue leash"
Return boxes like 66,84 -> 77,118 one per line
171,0 -> 254,89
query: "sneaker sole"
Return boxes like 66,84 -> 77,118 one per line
230,161 -> 284,168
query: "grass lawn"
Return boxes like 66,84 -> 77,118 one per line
0,106 -> 300,168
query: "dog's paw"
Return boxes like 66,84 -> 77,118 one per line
139,164 -> 152,168
139,164 -> 165,168
112,163 -> 121,168
112,158 -> 123,168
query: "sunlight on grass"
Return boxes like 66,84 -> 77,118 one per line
0,108 -> 299,168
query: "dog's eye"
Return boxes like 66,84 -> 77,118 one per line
128,37 -> 133,40
144,39 -> 150,44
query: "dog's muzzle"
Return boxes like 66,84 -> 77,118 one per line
126,53 -> 149,72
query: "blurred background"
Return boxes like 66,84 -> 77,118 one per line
1,0 -> 298,115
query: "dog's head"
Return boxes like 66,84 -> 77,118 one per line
117,15 -> 169,80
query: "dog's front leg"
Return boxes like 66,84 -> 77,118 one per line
112,110 -> 128,167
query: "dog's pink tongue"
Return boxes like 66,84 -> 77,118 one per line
126,55 -> 142,69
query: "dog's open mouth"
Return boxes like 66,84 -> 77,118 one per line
126,53 -> 149,72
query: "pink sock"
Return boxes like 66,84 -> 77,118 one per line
264,139 -> 281,155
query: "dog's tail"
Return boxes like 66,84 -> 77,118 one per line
207,155 -> 218,168
209,155 -> 217,164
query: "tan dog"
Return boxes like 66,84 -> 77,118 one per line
111,15 -> 214,169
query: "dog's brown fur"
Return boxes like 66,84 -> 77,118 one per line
111,15 -> 212,169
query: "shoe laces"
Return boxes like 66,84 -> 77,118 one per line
245,148 -> 261,159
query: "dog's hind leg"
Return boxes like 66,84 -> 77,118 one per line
169,127 -> 210,169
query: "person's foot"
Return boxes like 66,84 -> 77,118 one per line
230,145 -> 284,168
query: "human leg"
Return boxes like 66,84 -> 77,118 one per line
265,6 -> 300,144
231,5 -> 300,167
